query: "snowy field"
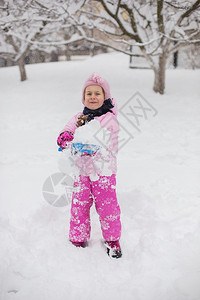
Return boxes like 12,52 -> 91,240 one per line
0,52 -> 200,300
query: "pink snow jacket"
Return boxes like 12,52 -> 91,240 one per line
60,98 -> 119,176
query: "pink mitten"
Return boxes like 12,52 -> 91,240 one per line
57,131 -> 74,150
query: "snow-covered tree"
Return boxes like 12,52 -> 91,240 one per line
0,0 -> 85,81
1,0 -> 199,90
0,0 -> 46,80
80,0 -> 200,94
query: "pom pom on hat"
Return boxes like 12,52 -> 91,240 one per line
82,73 -> 111,103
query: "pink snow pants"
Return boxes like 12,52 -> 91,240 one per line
69,174 -> 121,243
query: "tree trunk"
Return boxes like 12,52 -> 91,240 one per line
89,43 -> 95,57
153,55 -> 167,94
65,44 -> 71,61
89,28 -> 95,57
18,57 -> 27,81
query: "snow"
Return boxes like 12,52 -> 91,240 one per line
0,52 -> 200,300
73,119 -> 102,145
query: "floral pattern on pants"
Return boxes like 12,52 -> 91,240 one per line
69,174 -> 121,243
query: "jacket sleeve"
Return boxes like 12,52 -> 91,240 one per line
59,113 -> 81,135
100,113 -> 119,155
107,114 -> 119,154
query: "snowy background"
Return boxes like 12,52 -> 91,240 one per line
0,52 -> 200,300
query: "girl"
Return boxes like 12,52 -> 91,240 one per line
57,73 -> 122,259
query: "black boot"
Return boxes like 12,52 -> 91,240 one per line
104,241 -> 122,259
71,241 -> 88,248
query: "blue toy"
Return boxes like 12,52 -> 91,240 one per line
72,143 -> 100,155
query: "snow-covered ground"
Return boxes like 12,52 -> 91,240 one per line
0,52 -> 200,300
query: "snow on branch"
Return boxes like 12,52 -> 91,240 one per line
4,31 -> 84,47
79,8 -> 119,28
176,0 -> 200,26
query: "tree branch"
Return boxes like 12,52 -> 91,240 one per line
4,31 -> 85,47
98,0 -> 145,48
168,39 -> 200,56
157,0 -> 164,34
115,0 -> 121,16
177,0 -> 200,26
79,9 -> 119,28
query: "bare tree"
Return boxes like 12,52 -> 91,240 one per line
80,0 -> 200,94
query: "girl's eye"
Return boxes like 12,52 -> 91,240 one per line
86,93 -> 101,96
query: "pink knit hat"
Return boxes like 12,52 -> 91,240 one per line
82,73 -> 111,103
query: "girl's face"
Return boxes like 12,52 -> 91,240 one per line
84,85 -> 105,110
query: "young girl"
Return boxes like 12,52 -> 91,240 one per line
57,73 -> 122,259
